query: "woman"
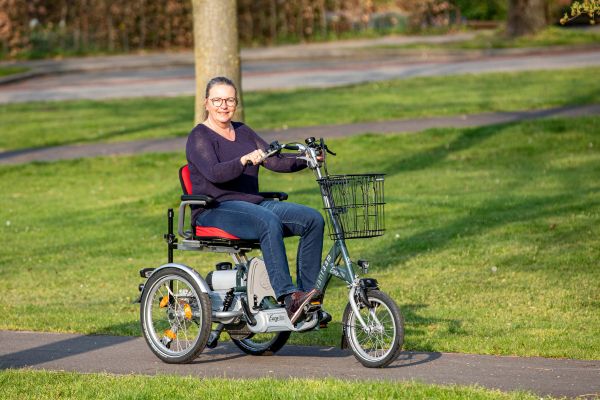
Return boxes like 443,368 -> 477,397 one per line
186,76 -> 325,324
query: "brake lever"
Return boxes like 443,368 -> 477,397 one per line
257,141 -> 283,164
267,140 -> 282,153
316,137 -> 336,156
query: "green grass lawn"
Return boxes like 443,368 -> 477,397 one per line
0,66 -> 29,78
1,115 -> 598,359
1,67 -> 599,151
381,26 -> 600,50
0,370 -> 546,400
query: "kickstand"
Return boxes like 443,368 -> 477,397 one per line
340,323 -> 349,349
206,323 -> 224,349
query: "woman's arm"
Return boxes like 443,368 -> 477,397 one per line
186,131 -> 245,183
247,127 -> 307,173
264,152 -> 307,173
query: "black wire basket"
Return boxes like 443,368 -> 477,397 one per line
318,174 -> 385,240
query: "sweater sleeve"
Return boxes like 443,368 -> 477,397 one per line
186,130 -> 246,184
246,127 -> 307,173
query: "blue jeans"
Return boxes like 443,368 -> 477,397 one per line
196,200 -> 325,300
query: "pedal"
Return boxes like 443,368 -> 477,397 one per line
318,310 -> 332,329
304,302 -> 321,313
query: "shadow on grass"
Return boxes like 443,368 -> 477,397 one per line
289,119 -> 513,201
368,189 -> 600,272
0,117 -> 188,162
402,303 -> 466,343
309,119 -> 599,272
376,120 -> 507,177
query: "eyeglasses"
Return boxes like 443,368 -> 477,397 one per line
209,97 -> 238,107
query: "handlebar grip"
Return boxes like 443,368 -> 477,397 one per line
283,144 -> 300,150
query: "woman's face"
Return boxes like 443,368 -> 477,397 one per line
205,84 -> 237,124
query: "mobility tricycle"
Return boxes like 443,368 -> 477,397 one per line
137,137 -> 404,368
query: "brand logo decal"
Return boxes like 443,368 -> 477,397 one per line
269,314 -> 284,322
330,267 -> 343,278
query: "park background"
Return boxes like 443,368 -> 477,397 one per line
0,0 -> 592,59
0,0 -> 599,398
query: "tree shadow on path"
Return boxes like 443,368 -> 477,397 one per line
0,328 -> 137,369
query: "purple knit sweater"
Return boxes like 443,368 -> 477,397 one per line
186,122 -> 306,222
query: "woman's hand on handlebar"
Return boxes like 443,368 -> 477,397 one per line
240,149 -> 266,166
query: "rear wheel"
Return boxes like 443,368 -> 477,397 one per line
231,331 -> 291,356
343,290 -> 403,368
140,268 -> 211,363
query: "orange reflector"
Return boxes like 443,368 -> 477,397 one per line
310,301 -> 321,305
183,303 -> 192,320
159,295 -> 169,308
164,329 -> 177,340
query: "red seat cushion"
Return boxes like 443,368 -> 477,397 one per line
195,226 -> 240,240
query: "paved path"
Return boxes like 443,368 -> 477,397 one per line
0,331 -> 598,398
1,104 -> 598,165
1,45 -> 599,103
0,32 -> 479,76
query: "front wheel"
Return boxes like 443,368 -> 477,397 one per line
140,267 -> 212,363
343,290 -> 404,368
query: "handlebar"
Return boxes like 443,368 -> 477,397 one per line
275,138 -> 335,177
283,143 -> 301,151
248,137 -> 335,176
243,141 -> 294,165
263,138 -> 334,158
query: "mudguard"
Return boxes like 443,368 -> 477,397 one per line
147,263 -> 211,293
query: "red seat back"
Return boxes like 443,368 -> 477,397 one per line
179,164 -> 240,240
179,165 -> 193,195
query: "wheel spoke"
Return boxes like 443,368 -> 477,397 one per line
347,293 -> 401,366
144,274 -> 205,359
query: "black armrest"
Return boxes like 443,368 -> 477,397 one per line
178,194 -> 215,239
181,194 -> 216,205
259,192 -> 288,201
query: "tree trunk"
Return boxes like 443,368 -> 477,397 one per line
269,0 -> 276,44
296,1 -> 304,42
139,0 -> 146,50
506,0 -> 547,37
191,0 -> 243,125
318,0 -> 326,39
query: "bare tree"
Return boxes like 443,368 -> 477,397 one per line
191,0 -> 243,125
506,0 -> 548,37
